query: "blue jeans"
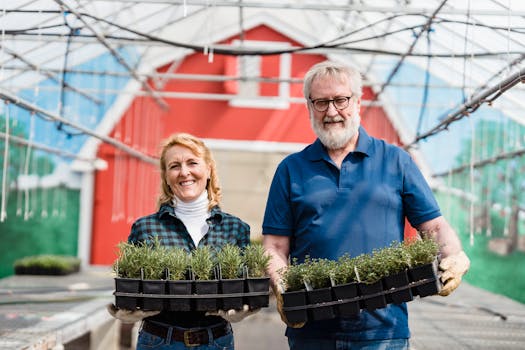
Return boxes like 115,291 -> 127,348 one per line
288,337 -> 409,350
137,327 -> 234,350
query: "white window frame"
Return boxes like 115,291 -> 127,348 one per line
228,40 -> 291,110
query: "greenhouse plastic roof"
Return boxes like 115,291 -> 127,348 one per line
2,0 -> 525,176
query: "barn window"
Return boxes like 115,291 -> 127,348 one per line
226,40 -> 291,109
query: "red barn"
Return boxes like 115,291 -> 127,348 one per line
89,23 -> 414,265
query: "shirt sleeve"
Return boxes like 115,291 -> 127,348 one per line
128,220 -> 141,243
238,219 -> 251,248
262,161 -> 294,236
402,155 -> 442,227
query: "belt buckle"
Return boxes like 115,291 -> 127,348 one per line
183,330 -> 200,347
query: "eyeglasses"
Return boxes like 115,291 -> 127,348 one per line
309,96 -> 353,112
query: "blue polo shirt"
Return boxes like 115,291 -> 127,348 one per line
262,126 -> 441,340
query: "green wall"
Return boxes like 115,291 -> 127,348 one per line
0,187 -> 80,278
436,192 -> 525,304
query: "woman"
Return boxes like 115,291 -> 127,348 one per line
108,132 -> 255,349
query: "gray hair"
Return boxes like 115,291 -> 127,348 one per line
303,61 -> 363,100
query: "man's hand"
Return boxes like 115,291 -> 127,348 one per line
438,250 -> 470,296
206,304 -> 260,323
273,286 -> 305,328
106,304 -> 161,323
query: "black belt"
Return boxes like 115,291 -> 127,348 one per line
142,320 -> 231,347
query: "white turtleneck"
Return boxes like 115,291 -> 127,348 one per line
173,191 -> 210,246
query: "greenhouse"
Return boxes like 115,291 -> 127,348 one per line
1,0 -> 525,349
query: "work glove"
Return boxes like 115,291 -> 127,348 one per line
106,304 -> 161,324
273,284 -> 305,329
206,304 -> 260,323
438,250 -> 470,296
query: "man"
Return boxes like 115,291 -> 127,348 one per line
262,61 -> 470,350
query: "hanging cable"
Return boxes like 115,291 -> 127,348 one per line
54,0 -> 169,111
484,119 -> 493,237
405,65 -> 525,149
0,132 -> 103,168
506,0 -> 512,76
468,115 -> 475,246
6,16 -> 525,59
370,0 -> 449,103
14,107 -> 25,217
40,124 -> 50,219
15,141 -> 24,216
461,0 -> 471,103
56,14 -> 81,134
6,8 -> 525,58
433,144 -> 525,178
0,6 -> 5,82
463,0 -> 474,246
0,88 -> 157,165
0,44 -> 102,105
1,101 -> 10,222
23,113 -> 35,221
415,27 -> 432,137
502,119 -> 510,237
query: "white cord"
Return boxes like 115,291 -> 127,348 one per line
0,7 -> 5,82
1,101 -> 10,222
23,113 -> 35,220
469,115 -> 475,246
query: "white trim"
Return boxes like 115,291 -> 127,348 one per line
227,40 -> 292,109
279,53 -> 292,98
71,79 -> 142,172
203,138 -> 307,153
228,98 -> 290,109
78,171 -> 95,267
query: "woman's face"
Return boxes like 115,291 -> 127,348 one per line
164,145 -> 211,203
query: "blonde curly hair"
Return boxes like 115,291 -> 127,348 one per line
157,133 -> 221,210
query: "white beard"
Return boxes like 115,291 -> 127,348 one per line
311,113 -> 361,150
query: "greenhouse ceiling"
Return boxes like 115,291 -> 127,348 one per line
2,0 -> 525,175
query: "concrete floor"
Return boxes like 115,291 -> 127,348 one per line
196,282 -> 525,350
235,282 -> 525,350
232,296 -> 288,350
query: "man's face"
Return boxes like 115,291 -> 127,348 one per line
308,75 -> 361,150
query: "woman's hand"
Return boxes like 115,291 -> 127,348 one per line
106,304 -> 161,323
206,304 -> 260,323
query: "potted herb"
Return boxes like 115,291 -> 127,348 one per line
331,254 -> 360,317
217,244 -> 244,310
165,247 -> 192,311
377,242 -> 413,304
405,236 -> 441,297
141,239 -> 169,311
14,254 -> 81,276
354,252 -> 388,311
279,258 -> 308,324
242,243 -> 271,308
113,241 -> 145,310
303,257 -> 336,321
191,245 -> 219,311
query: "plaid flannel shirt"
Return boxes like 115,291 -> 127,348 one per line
128,203 -> 251,327
128,204 -> 250,252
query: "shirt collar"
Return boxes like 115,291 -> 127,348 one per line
354,126 -> 372,157
158,203 -> 223,222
